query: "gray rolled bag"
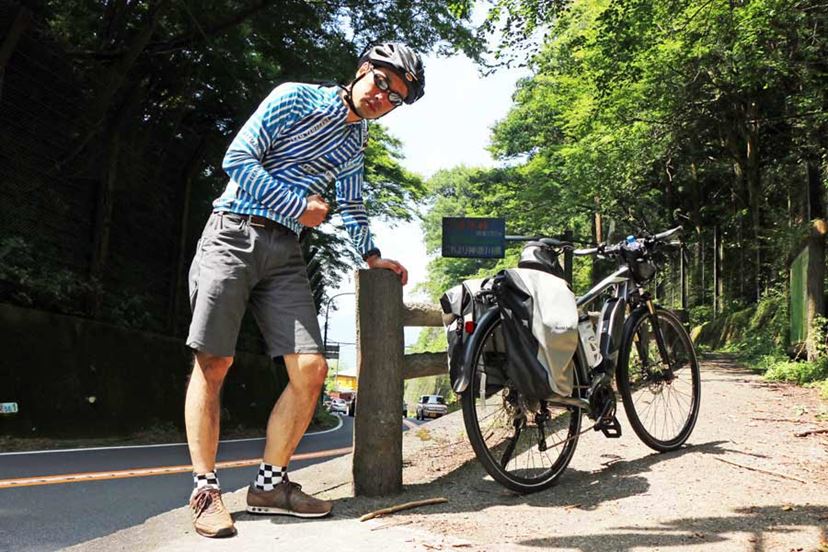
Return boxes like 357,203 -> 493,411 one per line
492,268 -> 579,400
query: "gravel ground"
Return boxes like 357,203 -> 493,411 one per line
67,354 -> 828,552
380,354 -> 828,551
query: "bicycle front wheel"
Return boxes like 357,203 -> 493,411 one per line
461,308 -> 583,493
616,307 -> 701,452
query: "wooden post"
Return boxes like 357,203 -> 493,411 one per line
353,269 -> 404,496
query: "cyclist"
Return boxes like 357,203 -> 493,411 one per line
184,43 -> 425,538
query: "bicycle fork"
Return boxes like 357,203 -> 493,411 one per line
638,299 -> 677,382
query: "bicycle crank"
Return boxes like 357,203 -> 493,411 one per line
590,384 -> 622,438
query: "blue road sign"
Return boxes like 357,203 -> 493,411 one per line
442,217 -> 505,258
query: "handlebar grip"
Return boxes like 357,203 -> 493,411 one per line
573,247 -> 598,256
653,226 -> 683,241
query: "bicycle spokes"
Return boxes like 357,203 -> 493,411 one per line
620,309 -> 700,451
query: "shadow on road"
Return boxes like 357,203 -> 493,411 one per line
519,504 -> 828,551
233,440 -> 732,528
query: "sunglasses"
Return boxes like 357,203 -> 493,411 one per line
371,68 -> 405,107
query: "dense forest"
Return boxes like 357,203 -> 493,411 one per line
408,0 -> 828,401
0,0 -> 482,346
1,0 -> 827,394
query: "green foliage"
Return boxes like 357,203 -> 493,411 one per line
694,287 -> 827,392
420,164 -> 588,299
0,236 -> 98,316
814,379 -> 828,401
761,356 -> 828,386
466,0 -> 828,316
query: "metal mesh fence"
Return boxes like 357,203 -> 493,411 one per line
0,4 -> 226,343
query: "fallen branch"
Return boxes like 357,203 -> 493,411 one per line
360,497 -> 448,521
795,428 -> 828,437
714,457 -> 808,484
751,417 -> 813,424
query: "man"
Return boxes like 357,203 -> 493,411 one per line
184,43 -> 425,538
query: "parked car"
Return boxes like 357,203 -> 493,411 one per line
415,395 -> 448,420
329,398 -> 348,414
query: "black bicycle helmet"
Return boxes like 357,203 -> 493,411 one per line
358,42 -> 425,104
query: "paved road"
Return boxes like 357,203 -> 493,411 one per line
0,415 -> 424,552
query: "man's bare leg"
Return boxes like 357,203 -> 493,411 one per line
185,352 -> 233,474
185,352 -> 236,537
262,353 -> 328,466
246,352 -> 332,517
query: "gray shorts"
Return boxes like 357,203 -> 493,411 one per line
186,212 -> 323,358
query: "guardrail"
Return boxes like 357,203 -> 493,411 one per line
351,268 -> 446,496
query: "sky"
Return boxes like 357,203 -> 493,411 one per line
319,48 -> 530,376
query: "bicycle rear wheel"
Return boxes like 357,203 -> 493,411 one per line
616,307 -> 701,451
461,309 -> 583,493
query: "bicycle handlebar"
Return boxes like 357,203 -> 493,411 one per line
573,226 -> 684,258
505,226 -> 683,257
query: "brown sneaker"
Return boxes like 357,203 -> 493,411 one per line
189,487 -> 236,538
246,476 -> 332,518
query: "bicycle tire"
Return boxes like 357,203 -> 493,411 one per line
461,307 -> 583,493
616,307 -> 701,452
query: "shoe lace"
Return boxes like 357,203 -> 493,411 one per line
281,474 -> 304,495
193,488 -> 224,517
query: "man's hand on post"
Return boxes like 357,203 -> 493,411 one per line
366,255 -> 408,286
298,194 -> 330,227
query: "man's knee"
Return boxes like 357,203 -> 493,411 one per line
193,352 -> 233,388
287,354 -> 328,393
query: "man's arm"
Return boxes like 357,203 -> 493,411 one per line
336,155 -> 408,285
222,84 -> 308,219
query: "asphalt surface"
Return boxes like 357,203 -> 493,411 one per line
0,415 -> 424,552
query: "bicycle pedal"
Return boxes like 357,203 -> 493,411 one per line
595,415 -> 622,438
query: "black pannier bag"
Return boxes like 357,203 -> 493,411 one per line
493,268 -> 579,401
440,278 -> 494,390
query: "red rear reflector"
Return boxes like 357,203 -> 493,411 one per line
464,321 -> 476,334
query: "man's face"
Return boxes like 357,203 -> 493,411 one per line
351,63 -> 409,119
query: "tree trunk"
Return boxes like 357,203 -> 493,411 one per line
167,137 -> 206,334
0,6 -> 33,102
592,197 -> 603,287
89,131 -> 120,317
713,225 -> 723,317
745,99 -> 762,302
61,0 -> 171,167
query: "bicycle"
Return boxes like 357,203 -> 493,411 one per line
455,226 -> 701,493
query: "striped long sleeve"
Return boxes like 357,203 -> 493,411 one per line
221,85 -> 308,219
213,83 -> 376,256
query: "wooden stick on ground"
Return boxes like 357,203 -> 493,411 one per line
795,428 -> 828,437
360,497 -> 448,521
751,417 -> 812,424
714,457 -> 808,484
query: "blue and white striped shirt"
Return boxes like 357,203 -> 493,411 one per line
215,83 -> 376,255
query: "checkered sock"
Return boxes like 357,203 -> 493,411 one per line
254,462 -> 285,491
193,471 -> 220,491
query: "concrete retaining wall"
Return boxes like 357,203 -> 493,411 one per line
0,303 -> 286,436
